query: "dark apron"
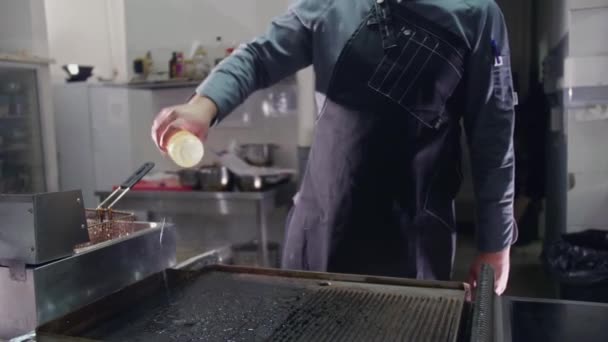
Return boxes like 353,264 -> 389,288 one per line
283,0 -> 469,280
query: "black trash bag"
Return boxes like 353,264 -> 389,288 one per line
546,230 -> 608,285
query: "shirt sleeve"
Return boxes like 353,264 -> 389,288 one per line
463,2 -> 518,253
196,1 -> 314,122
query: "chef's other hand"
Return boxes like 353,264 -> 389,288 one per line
467,246 -> 510,296
151,95 -> 218,153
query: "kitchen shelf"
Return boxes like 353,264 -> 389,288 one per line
0,116 -> 27,120
0,53 -> 54,65
0,145 -> 29,152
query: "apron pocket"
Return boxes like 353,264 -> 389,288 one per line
367,22 -> 465,129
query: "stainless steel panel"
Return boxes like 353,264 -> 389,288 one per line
0,199 -> 35,264
0,222 -> 176,340
0,267 -> 36,339
34,222 -> 176,326
0,191 -> 88,264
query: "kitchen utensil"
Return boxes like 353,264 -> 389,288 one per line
237,143 -> 278,167
198,165 -> 232,191
97,162 -> 155,212
216,151 -> 295,177
235,173 -> 290,192
78,162 -> 155,247
62,65 -> 94,82
132,172 -> 192,191
177,169 -> 200,189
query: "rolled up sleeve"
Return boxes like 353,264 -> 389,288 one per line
463,2 -> 517,252
196,1 -> 313,122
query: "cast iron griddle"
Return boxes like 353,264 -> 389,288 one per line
37,266 -> 467,342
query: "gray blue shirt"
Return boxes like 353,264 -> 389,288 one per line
197,0 -> 516,252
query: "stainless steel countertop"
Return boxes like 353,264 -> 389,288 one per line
95,182 -> 297,265
95,181 -> 296,203
95,181 -> 296,216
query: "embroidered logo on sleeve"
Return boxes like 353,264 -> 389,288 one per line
491,40 -> 514,110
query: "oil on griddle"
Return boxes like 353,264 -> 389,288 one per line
65,271 -> 463,342
79,271 -> 310,341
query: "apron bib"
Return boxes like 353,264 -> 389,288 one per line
283,0 -> 469,280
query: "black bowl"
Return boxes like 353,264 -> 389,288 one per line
62,65 -> 94,82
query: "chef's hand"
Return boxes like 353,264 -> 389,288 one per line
468,246 -> 510,296
151,95 -> 217,152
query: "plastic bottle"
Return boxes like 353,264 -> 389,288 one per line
192,46 -> 210,79
144,51 -> 154,77
175,52 -> 184,77
167,130 -> 204,168
214,36 -> 224,66
169,52 -> 177,78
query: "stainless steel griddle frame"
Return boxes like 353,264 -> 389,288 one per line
35,264 -> 473,342
0,222 -> 176,340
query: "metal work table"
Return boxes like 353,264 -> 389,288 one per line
96,182 -> 296,267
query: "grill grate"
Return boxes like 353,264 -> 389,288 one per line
271,287 -> 462,342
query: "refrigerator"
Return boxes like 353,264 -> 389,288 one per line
0,59 -> 58,193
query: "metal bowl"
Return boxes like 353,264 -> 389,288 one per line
177,169 -> 201,189
237,144 -> 279,167
198,166 -> 233,191
235,174 -> 290,192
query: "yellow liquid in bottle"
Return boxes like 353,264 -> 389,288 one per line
167,130 -> 204,168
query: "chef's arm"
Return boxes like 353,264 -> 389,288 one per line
463,2 -> 517,253
196,0 -> 314,123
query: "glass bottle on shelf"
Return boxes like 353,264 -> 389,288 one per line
175,52 -> 185,78
214,36 -> 224,66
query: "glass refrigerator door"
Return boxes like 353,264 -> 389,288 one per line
0,66 -> 46,193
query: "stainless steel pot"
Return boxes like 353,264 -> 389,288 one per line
198,165 -> 233,191
235,173 -> 290,192
177,169 -> 200,189
237,144 -> 278,167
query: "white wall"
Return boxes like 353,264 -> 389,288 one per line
123,0 -> 289,78
44,0 -> 127,82
0,0 -> 34,53
0,0 -> 49,56
44,0 -> 290,81
569,0 -> 608,57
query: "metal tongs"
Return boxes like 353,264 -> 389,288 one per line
96,162 -> 155,216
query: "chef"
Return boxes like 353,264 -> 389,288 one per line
152,0 -> 517,294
